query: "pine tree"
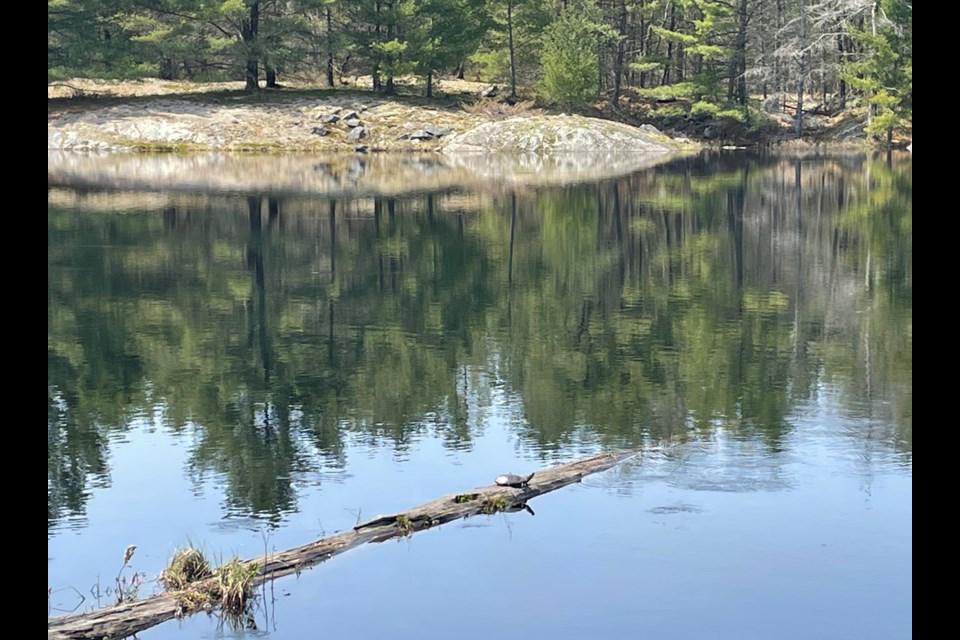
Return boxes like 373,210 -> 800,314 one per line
470,0 -> 552,98
539,6 -> 600,108
409,0 -> 491,97
843,0 -> 911,144
629,0 -> 737,108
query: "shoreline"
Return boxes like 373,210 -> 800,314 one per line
48,79 -> 899,155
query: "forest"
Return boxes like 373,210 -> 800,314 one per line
49,0 -> 911,143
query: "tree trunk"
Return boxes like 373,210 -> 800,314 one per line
597,33 -> 604,98
795,0 -> 807,137
326,6 -> 335,87
426,71 -> 433,98
383,2 -> 396,95
507,0 -> 517,99
662,4 -> 675,86
795,66 -> 805,137
867,3 -> 876,132
613,0 -> 627,102
676,44 -> 684,82
639,0 -> 648,88
373,1 -> 382,92
241,1 -> 261,92
837,34 -> 847,109
775,0 -> 783,110
158,58 -> 174,80
728,0 -> 748,105
760,32 -> 767,99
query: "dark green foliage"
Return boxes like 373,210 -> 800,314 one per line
636,0 -> 735,107
48,0 -> 153,80
409,0 -> 492,95
47,0 -> 911,135
539,6 -> 599,107
463,0 -> 554,99
49,1 -> 323,86
842,0 -> 912,143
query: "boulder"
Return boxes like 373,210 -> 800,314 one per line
480,84 -> 498,98
425,125 -> 453,138
443,115 -> 679,154
347,126 -> 368,142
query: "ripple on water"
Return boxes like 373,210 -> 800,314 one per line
625,438 -> 797,494
646,503 -> 705,514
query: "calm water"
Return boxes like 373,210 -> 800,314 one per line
48,150 -> 912,639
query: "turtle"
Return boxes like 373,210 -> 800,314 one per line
495,472 -> 535,488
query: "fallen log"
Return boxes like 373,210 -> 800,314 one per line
48,450 -> 635,640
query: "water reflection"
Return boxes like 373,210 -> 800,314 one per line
47,151 -> 911,529
47,149 -> 682,197
636,438 -> 796,493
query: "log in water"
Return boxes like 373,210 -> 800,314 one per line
48,450 -> 635,640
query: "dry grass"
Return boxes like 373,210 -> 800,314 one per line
162,546 -> 213,591
47,78 -> 246,99
213,558 -> 259,615
460,97 -> 541,118
162,544 -> 257,619
170,555 -> 259,619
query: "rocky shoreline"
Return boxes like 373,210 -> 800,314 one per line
48,78 -> 892,156
48,98 -> 699,162
49,78 -> 676,154
48,94 -> 491,153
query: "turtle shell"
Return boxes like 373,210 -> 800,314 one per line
495,472 -> 534,487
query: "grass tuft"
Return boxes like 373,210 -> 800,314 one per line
164,545 -> 257,619
162,545 -> 213,591
481,496 -> 510,514
213,557 -> 259,615
396,514 -> 413,536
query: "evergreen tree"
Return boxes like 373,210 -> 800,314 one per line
539,5 -> 599,108
631,0 -> 737,107
410,0 -> 492,97
843,0 -> 911,144
47,0 -> 912,143
343,0 -> 417,94
49,0 -> 156,80
470,0 -> 552,98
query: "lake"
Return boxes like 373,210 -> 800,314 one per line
48,149 -> 912,639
